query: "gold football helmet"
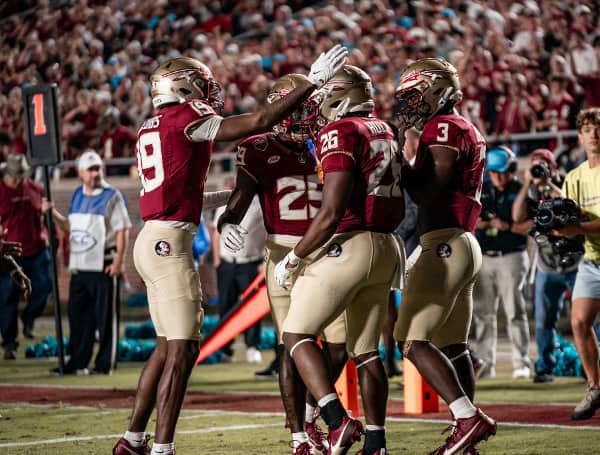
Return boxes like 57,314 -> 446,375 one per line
150,57 -> 224,110
394,58 -> 462,130
268,73 -> 315,143
310,65 -> 375,129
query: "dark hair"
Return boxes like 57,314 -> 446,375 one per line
576,108 -> 600,131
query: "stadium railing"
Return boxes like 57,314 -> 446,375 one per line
50,130 -> 580,182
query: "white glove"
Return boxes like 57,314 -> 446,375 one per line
274,250 -> 302,289
221,223 -> 248,252
307,44 -> 348,89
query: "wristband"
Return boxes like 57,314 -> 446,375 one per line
288,249 -> 302,266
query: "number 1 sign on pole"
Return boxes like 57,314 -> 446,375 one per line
22,84 -> 65,374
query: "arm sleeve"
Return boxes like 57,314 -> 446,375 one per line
188,116 -> 223,142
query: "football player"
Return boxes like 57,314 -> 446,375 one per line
392,58 -> 497,455
113,46 -> 348,455
217,74 -> 348,455
275,65 -> 405,455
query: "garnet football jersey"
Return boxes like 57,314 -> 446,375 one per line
416,113 -> 486,232
136,100 -> 215,223
316,116 -> 404,233
236,133 -> 322,237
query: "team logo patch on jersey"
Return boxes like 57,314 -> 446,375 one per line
326,243 -> 343,257
436,243 -> 452,258
70,230 -> 98,253
267,155 -> 281,164
155,240 -> 172,257
253,137 -> 267,151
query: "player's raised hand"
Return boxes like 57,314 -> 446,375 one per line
307,44 -> 348,89
221,223 -> 248,252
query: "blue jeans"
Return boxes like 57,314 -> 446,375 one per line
534,269 -> 576,375
0,249 -> 52,349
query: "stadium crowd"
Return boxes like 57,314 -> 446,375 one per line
0,0 -> 598,168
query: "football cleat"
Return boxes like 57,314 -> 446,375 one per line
292,441 -> 313,455
112,437 -> 151,455
427,409 -> 496,455
327,415 -> 363,455
305,419 -> 328,454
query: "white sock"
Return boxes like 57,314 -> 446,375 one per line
292,432 -> 309,448
449,396 -> 477,419
151,442 -> 175,454
317,393 -> 338,408
365,424 -> 385,431
124,431 -> 145,447
305,403 -> 317,423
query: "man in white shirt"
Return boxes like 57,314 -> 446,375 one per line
49,150 -> 132,375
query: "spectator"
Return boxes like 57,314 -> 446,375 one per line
1,1 -> 599,152
126,80 -> 153,129
557,108 -> 600,420
213,194 -> 267,364
512,148 -> 580,383
0,223 -> 31,322
97,106 -> 136,176
472,146 -> 532,379
0,154 -> 52,359
494,73 -> 537,141
48,150 -> 131,375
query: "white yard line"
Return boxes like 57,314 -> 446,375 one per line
0,422 -> 282,448
0,411 -> 598,448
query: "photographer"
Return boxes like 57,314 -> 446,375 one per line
472,146 -> 532,379
555,108 -> 600,420
513,148 -> 579,383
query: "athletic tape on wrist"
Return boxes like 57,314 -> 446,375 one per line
288,249 -> 302,265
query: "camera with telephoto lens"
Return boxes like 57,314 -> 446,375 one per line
530,162 -> 550,179
528,197 -> 585,269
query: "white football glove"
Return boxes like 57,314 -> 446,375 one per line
221,223 -> 248,252
307,44 -> 348,89
274,250 -> 302,289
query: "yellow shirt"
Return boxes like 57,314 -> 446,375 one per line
562,161 -> 600,263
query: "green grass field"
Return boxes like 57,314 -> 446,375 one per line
1,352 -> 600,455
1,314 -> 600,455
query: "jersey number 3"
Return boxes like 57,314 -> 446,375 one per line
136,131 -> 165,195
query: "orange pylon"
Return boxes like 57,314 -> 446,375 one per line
403,358 -> 440,414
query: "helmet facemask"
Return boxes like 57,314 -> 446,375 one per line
394,59 -> 463,130
268,74 -> 317,144
312,65 -> 375,129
